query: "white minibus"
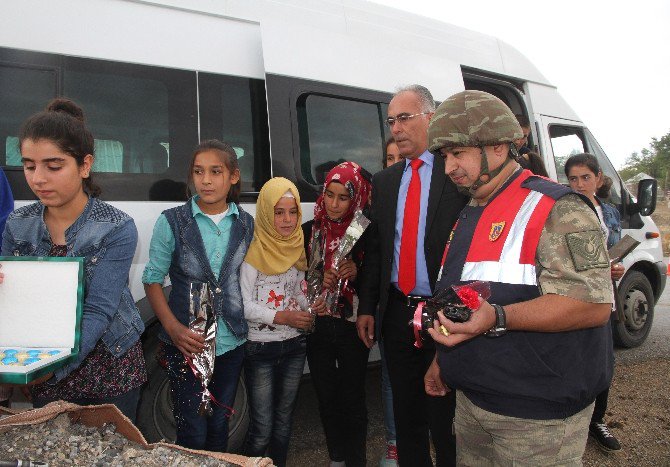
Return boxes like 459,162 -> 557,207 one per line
1,0 -> 665,449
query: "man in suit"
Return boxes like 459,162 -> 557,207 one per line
357,85 -> 466,466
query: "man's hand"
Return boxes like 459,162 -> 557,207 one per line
424,357 -> 449,396
356,315 -> 375,348
428,300 -> 496,347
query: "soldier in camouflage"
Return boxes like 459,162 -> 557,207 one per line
423,90 -> 614,465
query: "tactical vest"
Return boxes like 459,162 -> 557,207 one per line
436,169 -> 613,420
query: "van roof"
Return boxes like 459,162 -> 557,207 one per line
133,0 -> 553,96
1,0 -> 552,98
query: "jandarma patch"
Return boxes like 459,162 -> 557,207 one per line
565,230 -> 609,271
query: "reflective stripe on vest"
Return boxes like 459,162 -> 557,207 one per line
461,172 -> 556,285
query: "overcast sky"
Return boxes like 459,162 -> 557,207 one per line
369,0 -> 670,169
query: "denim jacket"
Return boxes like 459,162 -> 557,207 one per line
598,197 -> 622,249
161,201 -> 253,345
1,197 -> 144,382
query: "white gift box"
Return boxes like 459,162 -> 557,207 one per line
0,257 -> 84,384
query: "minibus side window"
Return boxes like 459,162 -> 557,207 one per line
64,69 -> 171,174
298,95 -> 384,185
57,56 -> 198,201
0,65 -> 56,167
198,74 -> 271,193
549,125 -> 586,184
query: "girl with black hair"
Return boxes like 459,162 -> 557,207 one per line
0,98 -> 147,421
143,140 -> 253,452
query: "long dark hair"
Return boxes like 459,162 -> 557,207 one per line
188,139 -> 241,203
564,153 -> 601,179
19,98 -> 101,197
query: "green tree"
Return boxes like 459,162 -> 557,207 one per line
620,130 -> 670,191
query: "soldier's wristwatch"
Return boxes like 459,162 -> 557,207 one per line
485,304 -> 507,337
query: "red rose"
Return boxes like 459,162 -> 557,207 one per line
456,286 -> 480,310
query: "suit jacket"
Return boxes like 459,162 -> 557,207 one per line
358,155 -> 467,326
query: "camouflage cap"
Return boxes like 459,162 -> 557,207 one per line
428,90 -> 523,153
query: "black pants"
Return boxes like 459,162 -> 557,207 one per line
307,317 -> 370,467
593,310 -> 616,424
592,387 -> 609,423
383,290 -> 456,467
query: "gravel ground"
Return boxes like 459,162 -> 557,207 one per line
0,413 -> 233,466
582,358 -> 670,466
1,358 -> 668,466
286,359 -> 670,466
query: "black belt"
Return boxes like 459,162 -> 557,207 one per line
389,286 -> 431,308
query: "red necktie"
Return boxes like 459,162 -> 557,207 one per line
398,158 -> 423,295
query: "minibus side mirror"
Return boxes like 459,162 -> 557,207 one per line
635,178 -> 657,216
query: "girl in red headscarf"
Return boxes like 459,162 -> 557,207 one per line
302,161 -> 372,467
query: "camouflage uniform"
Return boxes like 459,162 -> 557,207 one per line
455,392 -> 593,466
536,193 -> 612,303
427,90 -> 613,466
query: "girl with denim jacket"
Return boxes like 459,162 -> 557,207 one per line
241,177 -> 325,466
565,153 -> 624,452
143,140 -> 253,452
0,98 -> 147,421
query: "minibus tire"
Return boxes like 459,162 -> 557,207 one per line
136,324 -> 250,452
613,271 -> 655,348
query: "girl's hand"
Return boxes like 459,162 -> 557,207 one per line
166,321 -> 206,358
0,264 -> 4,284
310,296 -> 328,317
611,262 -> 625,281
274,310 -> 314,331
322,269 -> 338,290
20,386 -> 32,401
6,373 -> 53,401
336,259 -> 357,281
31,372 -> 54,385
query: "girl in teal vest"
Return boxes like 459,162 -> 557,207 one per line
143,140 -> 253,452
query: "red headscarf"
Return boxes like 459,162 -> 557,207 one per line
308,161 -> 371,320
312,161 -> 371,270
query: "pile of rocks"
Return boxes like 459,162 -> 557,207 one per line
0,413 -> 232,466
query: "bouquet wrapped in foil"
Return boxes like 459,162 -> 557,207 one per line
187,282 -> 217,416
324,210 -> 370,315
302,229 -> 325,334
411,281 -> 491,348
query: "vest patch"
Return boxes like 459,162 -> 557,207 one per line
489,222 -> 505,241
565,230 -> 610,271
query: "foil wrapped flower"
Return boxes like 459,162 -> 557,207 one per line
186,282 -> 218,417
324,209 -> 370,315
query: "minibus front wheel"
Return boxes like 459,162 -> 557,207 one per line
136,324 -> 250,451
613,271 -> 655,348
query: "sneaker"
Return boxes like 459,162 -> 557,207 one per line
589,422 -> 621,451
379,440 -> 398,466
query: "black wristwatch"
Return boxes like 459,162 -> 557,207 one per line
485,304 -> 507,337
